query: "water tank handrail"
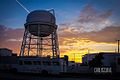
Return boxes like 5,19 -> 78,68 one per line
25,22 -> 57,28
25,21 -> 55,26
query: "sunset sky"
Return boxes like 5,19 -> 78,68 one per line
0,0 -> 120,62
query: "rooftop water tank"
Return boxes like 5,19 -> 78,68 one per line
25,10 -> 56,37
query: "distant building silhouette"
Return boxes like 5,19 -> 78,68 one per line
0,48 -> 12,56
82,52 -> 120,66
0,48 -> 17,56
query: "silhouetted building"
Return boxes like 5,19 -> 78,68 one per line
82,53 -> 96,64
0,48 -> 12,56
82,52 -> 120,66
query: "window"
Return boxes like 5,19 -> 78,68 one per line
24,61 -> 32,65
19,60 -> 24,65
42,61 -> 51,65
117,58 -> 120,65
52,62 -> 60,66
33,61 -> 41,65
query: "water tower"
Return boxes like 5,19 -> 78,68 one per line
20,10 -> 59,58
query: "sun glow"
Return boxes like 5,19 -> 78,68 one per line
0,37 -> 117,63
59,38 -> 117,63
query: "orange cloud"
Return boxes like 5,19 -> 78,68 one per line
0,24 -> 119,62
0,25 -> 24,54
59,26 -> 120,43
58,25 -> 120,62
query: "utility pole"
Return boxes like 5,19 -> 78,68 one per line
117,40 -> 120,53
87,49 -> 89,64
74,53 -> 75,62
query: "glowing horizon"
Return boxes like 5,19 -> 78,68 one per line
0,36 -> 118,63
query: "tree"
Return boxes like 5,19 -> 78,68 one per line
89,53 -> 104,67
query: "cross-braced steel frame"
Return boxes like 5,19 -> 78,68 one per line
19,24 -> 59,58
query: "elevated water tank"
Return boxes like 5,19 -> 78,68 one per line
25,10 -> 56,37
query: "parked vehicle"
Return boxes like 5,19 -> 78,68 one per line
11,57 -> 67,74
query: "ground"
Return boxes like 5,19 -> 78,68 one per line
0,70 -> 120,80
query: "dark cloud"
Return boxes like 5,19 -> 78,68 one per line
0,25 -> 24,41
58,4 -> 118,44
87,26 -> 120,43
58,26 -> 120,43
78,4 -> 112,23
60,4 -> 113,32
